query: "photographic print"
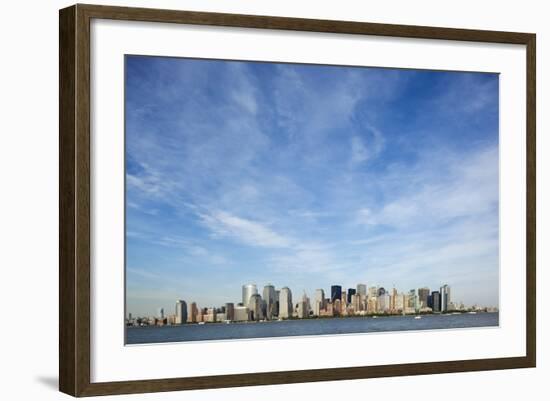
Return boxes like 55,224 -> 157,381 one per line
124,55 -> 499,345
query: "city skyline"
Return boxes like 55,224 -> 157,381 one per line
127,281 -> 498,327
125,56 -> 499,317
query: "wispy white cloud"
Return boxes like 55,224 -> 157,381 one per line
198,210 -> 292,248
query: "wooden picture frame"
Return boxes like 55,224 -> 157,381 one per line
59,3 -> 536,397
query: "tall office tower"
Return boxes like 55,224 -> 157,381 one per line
334,299 -> 342,315
279,287 -> 293,319
242,284 -> 258,306
357,284 -> 367,297
175,300 -> 187,324
187,302 -> 199,323
331,285 -> 342,303
391,287 -> 398,311
341,290 -> 347,307
378,293 -> 390,312
225,302 -> 235,321
407,289 -> 416,309
263,284 -> 276,319
297,292 -> 309,318
313,289 -> 325,316
347,288 -> 356,304
394,293 -> 405,310
378,287 -> 386,296
248,294 -> 264,321
368,286 -> 378,298
440,284 -> 451,312
418,287 -> 430,309
431,291 -> 441,312
157,307 -> 164,319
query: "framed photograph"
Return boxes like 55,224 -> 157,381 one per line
59,4 -> 536,397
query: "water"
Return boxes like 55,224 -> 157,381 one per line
126,312 -> 498,345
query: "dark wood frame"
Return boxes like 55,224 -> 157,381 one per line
59,3 -> 536,397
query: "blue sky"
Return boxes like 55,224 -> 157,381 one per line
125,55 -> 499,317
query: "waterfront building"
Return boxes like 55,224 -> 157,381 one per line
297,292 -> 309,319
242,283 -> 258,306
378,293 -> 390,312
188,302 -> 198,323
347,288 -> 356,304
175,300 -> 187,324
440,284 -> 451,312
331,285 -> 342,303
248,294 -> 264,321
394,293 -> 405,311
233,305 -> 249,322
431,291 -> 441,312
313,289 -> 325,316
341,290 -> 347,307
205,308 -> 217,322
279,287 -> 293,319
334,299 -> 342,315
368,286 -> 378,298
263,284 -> 276,319
367,296 -> 377,313
418,287 -> 430,309
391,287 -> 398,311
225,302 -> 235,321
357,283 -> 367,297
157,307 -> 164,320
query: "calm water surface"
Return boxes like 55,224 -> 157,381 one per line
126,312 -> 498,344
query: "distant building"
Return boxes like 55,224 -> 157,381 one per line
347,288 -> 356,304
431,291 -> 441,312
368,286 -> 378,298
440,285 -> 451,311
378,287 -> 386,296
157,307 -> 164,320
248,294 -> 264,321
313,289 -> 325,316
331,285 -> 342,303
279,287 -> 293,319
188,302 -> 198,323
378,293 -> 390,312
225,303 -> 235,321
242,284 -> 258,306
233,305 -> 249,322
175,300 -> 187,324
356,284 -> 367,297
418,287 -> 430,309
297,292 -> 309,319
263,284 -> 276,319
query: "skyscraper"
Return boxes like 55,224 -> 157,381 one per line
175,300 -> 187,324
347,288 -> 356,304
431,291 -> 441,312
242,283 -> 258,306
248,294 -> 263,321
157,307 -> 164,319
418,287 -> 430,309
263,284 -> 276,319
356,284 -> 367,297
225,302 -> 235,321
331,285 -> 342,303
313,289 -> 325,316
187,302 -> 198,323
279,287 -> 293,319
440,284 -> 451,312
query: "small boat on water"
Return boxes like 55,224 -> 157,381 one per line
198,322 -> 205,325
414,316 -> 422,319
468,311 -> 477,314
